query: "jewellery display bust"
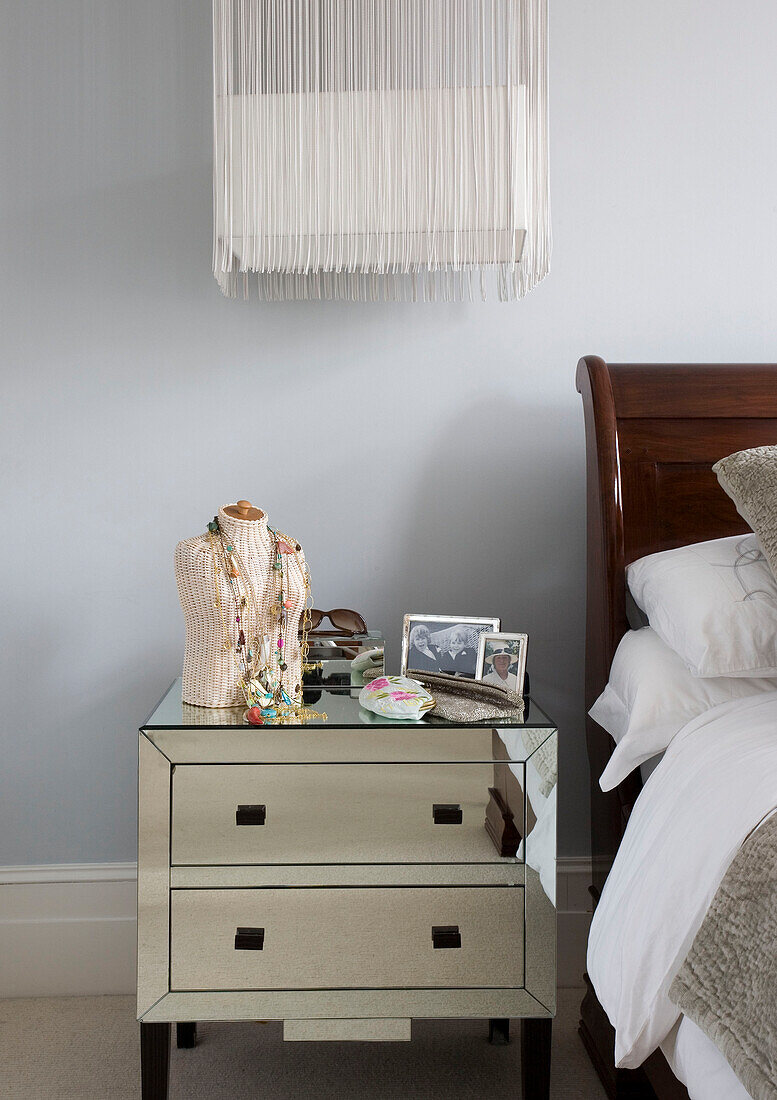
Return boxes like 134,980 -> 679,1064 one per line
175,502 -> 308,707
137,682 -> 558,1099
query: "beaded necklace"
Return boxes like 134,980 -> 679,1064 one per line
206,513 -> 321,723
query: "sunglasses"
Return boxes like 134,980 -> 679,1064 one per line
300,608 -> 367,636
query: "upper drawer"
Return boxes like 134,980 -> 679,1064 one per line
171,762 -> 524,865
170,885 -> 525,991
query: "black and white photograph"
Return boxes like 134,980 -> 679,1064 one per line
476,632 -> 529,694
401,614 -> 501,678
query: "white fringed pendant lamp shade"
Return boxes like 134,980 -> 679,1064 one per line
213,0 -> 549,302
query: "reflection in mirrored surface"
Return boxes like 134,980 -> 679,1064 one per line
523,729 -> 557,1013
304,632 -> 384,667
144,677 -> 555,732
525,729 -> 557,905
180,702 -> 244,726
171,761 -> 526,866
304,634 -> 385,690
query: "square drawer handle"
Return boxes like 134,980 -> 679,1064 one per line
432,803 -> 462,825
234,927 -> 265,951
236,804 -> 266,826
432,925 -> 461,949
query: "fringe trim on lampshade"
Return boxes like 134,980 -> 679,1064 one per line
213,0 -> 550,302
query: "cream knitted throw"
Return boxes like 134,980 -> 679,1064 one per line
175,506 -> 306,707
669,812 -> 777,1100
714,445 -> 777,581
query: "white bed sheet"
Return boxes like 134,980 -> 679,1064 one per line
587,690 -> 777,1070
661,1015 -> 752,1100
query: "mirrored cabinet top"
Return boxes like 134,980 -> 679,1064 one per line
143,677 -> 555,732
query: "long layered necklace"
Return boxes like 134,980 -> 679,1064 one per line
206,514 -> 320,723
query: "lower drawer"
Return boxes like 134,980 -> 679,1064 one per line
170,886 -> 524,992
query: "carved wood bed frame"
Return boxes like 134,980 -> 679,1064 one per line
575,356 -> 777,1100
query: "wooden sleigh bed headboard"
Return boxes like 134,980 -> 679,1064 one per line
576,356 -> 777,1100
576,356 -> 777,901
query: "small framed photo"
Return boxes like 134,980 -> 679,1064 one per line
476,633 -> 528,695
402,614 -> 501,679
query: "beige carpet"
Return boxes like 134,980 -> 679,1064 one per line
0,989 -> 606,1099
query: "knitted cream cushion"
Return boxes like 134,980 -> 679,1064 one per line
714,446 -> 777,581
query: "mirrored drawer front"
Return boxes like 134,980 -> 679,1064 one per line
170,886 -> 524,991
171,763 -> 524,865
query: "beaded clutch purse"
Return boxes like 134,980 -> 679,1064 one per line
407,670 -> 525,723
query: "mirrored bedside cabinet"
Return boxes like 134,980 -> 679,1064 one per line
137,680 -> 557,1099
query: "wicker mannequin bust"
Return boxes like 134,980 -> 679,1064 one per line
175,501 -> 307,707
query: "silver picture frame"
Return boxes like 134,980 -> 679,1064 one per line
475,632 -> 529,695
401,613 -> 501,679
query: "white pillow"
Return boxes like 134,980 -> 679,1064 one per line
626,533 -> 777,677
590,627 -> 777,791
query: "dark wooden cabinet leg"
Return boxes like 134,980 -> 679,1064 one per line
489,1018 -> 510,1045
176,1022 -> 197,1049
140,1022 -> 170,1100
521,1018 -> 552,1100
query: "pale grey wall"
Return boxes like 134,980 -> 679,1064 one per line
2,1 -> 777,865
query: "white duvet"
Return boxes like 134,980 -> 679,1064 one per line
663,1015 -> 753,1100
587,691 -> 777,1072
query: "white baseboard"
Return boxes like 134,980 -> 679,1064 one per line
0,859 -> 592,998
555,856 -> 593,990
0,863 -> 138,998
